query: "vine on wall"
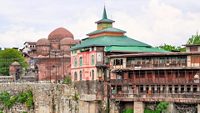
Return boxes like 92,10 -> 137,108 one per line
0,90 -> 34,112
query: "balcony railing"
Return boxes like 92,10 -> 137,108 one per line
126,62 -> 187,69
110,92 -> 200,103
110,79 -> 199,85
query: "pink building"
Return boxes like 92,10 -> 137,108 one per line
70,8 -> 164,81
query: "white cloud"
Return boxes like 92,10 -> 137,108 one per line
0,0 -> 199,48
113,0 -> 200,46
0,25 -> 48,48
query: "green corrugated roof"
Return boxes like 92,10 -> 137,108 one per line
105,46 -> 168,53
96,18 -> 115,23
87,27 -> 126,35
71,36 -> 152,50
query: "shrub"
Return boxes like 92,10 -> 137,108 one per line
63,76 -> 72,85
123,108 -> 134,113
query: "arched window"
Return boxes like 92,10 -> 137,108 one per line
74,72 -> 77,81
80,57 -> 83,66
91,55 -> 95,65
80,71 -> 82,81
92,70 -> 95,80
74,58 -> 77,67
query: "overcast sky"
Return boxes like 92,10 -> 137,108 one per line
0,0 -> 200,48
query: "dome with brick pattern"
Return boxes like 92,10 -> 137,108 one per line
36,38 -> 50,46
60,38 -> 77,45
48,27 -> 74,41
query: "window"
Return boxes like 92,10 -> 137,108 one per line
114,59 -> 123,65
74,72 -> 77,81
74,58 -> 77,67
190,46 -> 198,52
92,70 -> 94,80
79,57 -> 83,66
80,71 -> 82,81
91,55 -> 95,65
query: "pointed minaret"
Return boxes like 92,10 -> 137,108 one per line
102,6 -> 108,19
96,6 -> 115,30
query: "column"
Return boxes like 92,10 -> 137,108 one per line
197,85 -> 200,92
167,103 -> 175,113
184,85 -> 187,92
166,85 -> 169,93
134,102 -> 144,113
190,85 -> 193,92
149,85 -> 152,91
172,85 -> 175,94
155,85 -> 157,93
110,102 -> 120,113
79,101 -> 89,113
143,85 -> 146,92
89,101 -> 97,113
179,86 -> 182,94
198,104 -> 200,113
160,85 -> 163,92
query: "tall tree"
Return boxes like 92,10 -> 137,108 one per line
187,32 -> 200,44
0,49 -> 28,76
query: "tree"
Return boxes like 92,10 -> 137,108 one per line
158,44 -> 185,52
0,49 -> 28,76
187,32 -> 200,44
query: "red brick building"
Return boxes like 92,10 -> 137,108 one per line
24,27 -> 79,82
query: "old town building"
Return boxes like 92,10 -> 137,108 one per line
23,27 -> 80,82
71,8 -> 200,113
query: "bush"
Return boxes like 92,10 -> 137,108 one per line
0,90 -> 34,110
156,101 -> 169,113
144,109 -> 160,113
123,108 -> 134,113
63,76 -> 72,85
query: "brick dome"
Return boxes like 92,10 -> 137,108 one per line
60,38 -> 77,45
48,27 -> 74,41
36,38 -> 50,46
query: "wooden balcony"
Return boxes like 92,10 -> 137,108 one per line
125,63 -> 188,70
110,78 -> 200,85
110,92 -> 200,103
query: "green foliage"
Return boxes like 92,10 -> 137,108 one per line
158,44 -> 186,52
156,102 -> 169,113
72,92 -> 79,102
63,76 -> 72,85
187,32 -> 200,44
0,91 -> 14,109
24,90 -> 34,109
0,49 -> 28,75
122,108 -> 134,113
144,109 -> 160,113
17,92 -> 28,103
145,102 -> 169,113
0,90 -> 34,110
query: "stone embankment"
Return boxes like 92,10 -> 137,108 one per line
0,82 -> 78,113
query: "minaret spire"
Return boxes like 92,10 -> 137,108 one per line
95,6 -> 115,30
103,6 -> 108,19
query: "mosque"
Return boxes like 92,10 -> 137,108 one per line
22,27 -> 79,81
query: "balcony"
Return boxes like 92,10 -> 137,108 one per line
110,78 -> 199,85
110,92 -> 200,103
126,62 -> 187,69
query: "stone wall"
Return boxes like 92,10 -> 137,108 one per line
0,83 -> 78,113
